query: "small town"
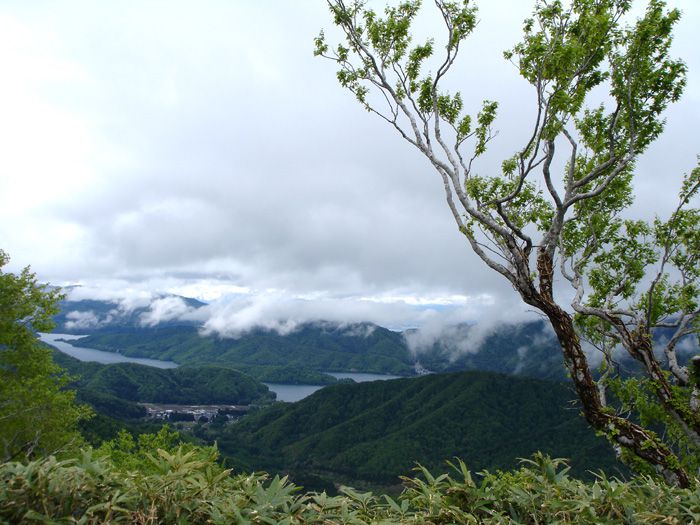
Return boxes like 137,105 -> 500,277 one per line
141,403 -> 250,422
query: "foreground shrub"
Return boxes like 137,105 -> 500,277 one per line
1,451 -> 699,523
402,454 -> 700,524
0,448 -> 307,524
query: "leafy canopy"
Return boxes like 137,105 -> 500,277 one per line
0,250 -> 91,461
317,0 -> 699,485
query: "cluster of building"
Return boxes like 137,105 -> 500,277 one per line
141,403 -> 250,423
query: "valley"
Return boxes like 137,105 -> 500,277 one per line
42,293 -> 697,492
54,295 -> 576,385
40,297 -> 627,493
207,371 -> 622,492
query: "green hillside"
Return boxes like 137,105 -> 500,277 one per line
65,319 -> 578,382
60,315 -> 697,387
208,371 -> 622,490
51,350 -> 274,411
81,363 -> 274,405
73,323 -> 416,376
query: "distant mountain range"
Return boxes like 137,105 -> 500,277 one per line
53,288 -> 206,332
53,294 -> 570,383
52,293 -> 697,386
45,290 -> 697,497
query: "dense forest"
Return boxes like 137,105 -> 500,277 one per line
50,349 -> 274,419
49,345 -> 619,492
65,323 -> 416,376
57,298 -> 580,384
66,314 -> 692,385
207,372 -> 622,491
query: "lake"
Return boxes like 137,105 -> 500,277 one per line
41,332 -> 402,402
39,333 -> 179,369
264,373 -> 402,402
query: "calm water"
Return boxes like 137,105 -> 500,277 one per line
265,372 -> 401,403
41,332 -> 401,402
39,332 -> 178,369
262,384 -> 325,403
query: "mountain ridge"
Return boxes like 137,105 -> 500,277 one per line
206,370 -> 623,491
53,295 -> 570,382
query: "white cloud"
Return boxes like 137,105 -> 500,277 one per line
199,292 -> 438,338
404,305 -> 541,359
1,0 -> 698,332
64,310 -> 101,330
65,285 -> 154,310
139,296 -> 193,327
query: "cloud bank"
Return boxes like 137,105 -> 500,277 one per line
3,1 -> 698,335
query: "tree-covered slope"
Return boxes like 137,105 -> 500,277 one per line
50,296 -> 581,382
61,317 -> 698,389
212,371 -> 622,487
65,320 -> 575,380
410,322 -> 566,380
51,350 -> 274,410
82,363 -> 273,405
73,323 -> 417,376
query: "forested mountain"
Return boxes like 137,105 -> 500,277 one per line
53,295 -> 571,382
410,322 -> 566,380
208,371 -> 622,491
57,298 -> 569,378
71,323 -> 417,376
54,293 -> 700,390
51,350 -> 274,420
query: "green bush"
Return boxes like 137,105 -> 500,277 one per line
2,448 -> 699,524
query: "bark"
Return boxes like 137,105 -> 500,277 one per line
625,330 -> 700,447
529,252 -> 691,488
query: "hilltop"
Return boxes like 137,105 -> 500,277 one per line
206,371 -> 622,491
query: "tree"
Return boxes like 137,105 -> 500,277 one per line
317,0 -> 699,486
0,250 -> 90,461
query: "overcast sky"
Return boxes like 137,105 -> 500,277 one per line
1,0 -> 698,332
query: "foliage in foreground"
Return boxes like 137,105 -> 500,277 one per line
1,447 -> 699,524
0,250 -> 91,462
